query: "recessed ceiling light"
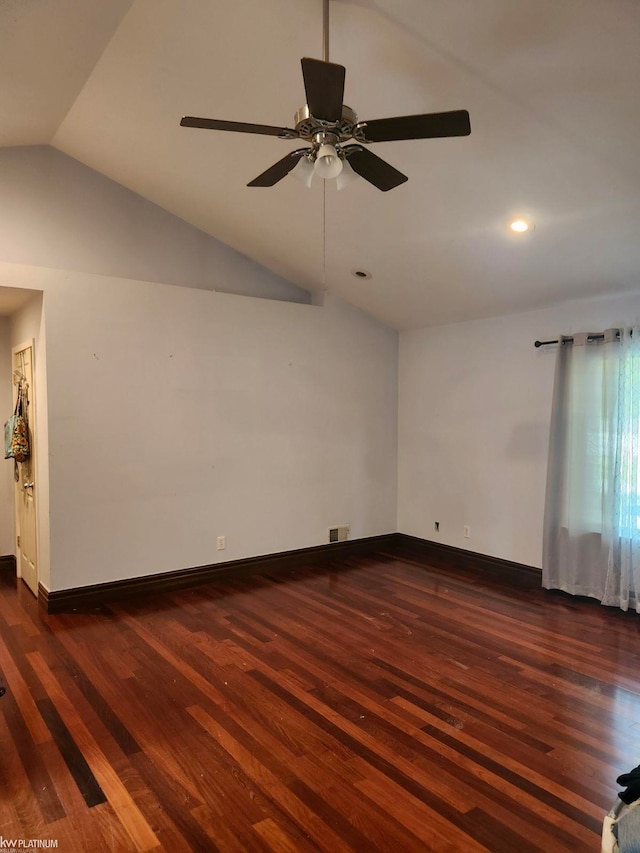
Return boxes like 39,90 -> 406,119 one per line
351,269 -> 372,280
510,218 -> 534,233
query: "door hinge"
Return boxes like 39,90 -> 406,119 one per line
16,535 -> 20,549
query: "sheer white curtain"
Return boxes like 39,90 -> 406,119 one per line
542,327 -> 640,611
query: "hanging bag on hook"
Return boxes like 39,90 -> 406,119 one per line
4,382 -> 29,463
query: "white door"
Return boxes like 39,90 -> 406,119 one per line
12,343 -> 37,597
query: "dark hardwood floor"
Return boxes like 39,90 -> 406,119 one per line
1,544 -> 639,851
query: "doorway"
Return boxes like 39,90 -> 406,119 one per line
12,341 -> 37,597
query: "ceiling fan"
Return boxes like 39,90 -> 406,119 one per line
180,0 -> 470,192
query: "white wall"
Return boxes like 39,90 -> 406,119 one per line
0,317 -> 13,555
398,290 -> 640,569
0,146 -> 309,305
0,263 -> 397,592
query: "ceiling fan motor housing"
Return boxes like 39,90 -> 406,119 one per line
293,104 -> 359,145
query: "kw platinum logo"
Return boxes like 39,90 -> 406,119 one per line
0,840 -> 58,849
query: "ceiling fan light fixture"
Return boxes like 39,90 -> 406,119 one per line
290,154 -> 315,187
314,143 -> 343,179
336,158 -> 359,190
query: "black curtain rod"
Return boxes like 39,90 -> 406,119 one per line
534,331 -> 624,348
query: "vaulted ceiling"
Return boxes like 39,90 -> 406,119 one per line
2,0 -> 639,329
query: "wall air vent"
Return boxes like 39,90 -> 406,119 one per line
328,525 -> 350,543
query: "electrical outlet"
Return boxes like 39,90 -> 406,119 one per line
463,525 -> 471,539
217,535 -> 226,551
434,521 -> 440,532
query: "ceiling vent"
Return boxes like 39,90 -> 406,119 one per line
328,524 -> 350,543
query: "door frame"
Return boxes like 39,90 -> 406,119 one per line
12,339 -> 38,594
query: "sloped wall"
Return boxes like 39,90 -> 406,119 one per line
0,146 -> 309,304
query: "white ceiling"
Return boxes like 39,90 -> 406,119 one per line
0,287 -> 40,317
2,0 -> 639,330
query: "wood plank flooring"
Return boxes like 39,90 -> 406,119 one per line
1,545 -> 639,851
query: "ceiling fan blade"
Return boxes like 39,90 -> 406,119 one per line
343,146 -> 408,192
356,110 -> 471,143
301,57 -> 345,122
180,116 -> 298,138
247,149 -> 311,187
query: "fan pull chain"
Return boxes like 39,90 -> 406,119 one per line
322,179 -> 327,290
